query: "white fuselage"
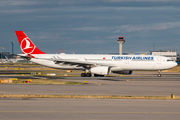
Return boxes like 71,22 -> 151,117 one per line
19,53 -> 177,71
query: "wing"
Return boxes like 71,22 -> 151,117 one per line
39,56 -> 115,68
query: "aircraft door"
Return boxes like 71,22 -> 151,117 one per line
157,57 -> 161,64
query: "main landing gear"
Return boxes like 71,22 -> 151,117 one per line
81,73 -> 104,77
81,73 -> 92,77
157,70 -> 161,77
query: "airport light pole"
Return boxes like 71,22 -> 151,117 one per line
11,42 -> 14,59
11,42 -> 14,54
0,47 -> 4,63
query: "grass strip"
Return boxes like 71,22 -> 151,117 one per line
12,79 -> 83,85
0,94 -> 179,100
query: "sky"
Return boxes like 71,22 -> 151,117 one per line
0,0 -> 180,54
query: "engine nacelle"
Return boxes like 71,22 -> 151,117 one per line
112,70 -> 133,75
90,66 -> 111,75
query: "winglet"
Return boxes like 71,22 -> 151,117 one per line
15,31 -> 46,54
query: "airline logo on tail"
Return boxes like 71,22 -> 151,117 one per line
21,37 -> 35,54
15,31 -> 46,54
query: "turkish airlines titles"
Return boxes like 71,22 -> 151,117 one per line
112,56 -> 154,61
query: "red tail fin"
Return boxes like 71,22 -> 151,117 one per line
15,31 -> 46,54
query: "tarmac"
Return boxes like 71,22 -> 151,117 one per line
0,74 -> 180,120
0,98 -> 180,120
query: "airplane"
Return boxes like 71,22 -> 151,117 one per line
5,56 -> 17,63
15,31 -> 177,77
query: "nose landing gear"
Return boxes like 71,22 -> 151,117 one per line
157,70 -> 161,77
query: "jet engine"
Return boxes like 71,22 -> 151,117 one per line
90,66 -> 111,75
112,70 -> 133,75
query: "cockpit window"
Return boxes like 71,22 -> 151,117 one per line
167,59 -> 174,62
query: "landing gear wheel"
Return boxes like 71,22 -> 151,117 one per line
157,74 -> 161,77
81,73 -> 87,77
86,73 -> 92,77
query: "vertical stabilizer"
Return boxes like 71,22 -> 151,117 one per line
15,31 -> 46,54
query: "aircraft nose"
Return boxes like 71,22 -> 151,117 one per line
175,62 -> 178,66
173,62 -> 178,67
